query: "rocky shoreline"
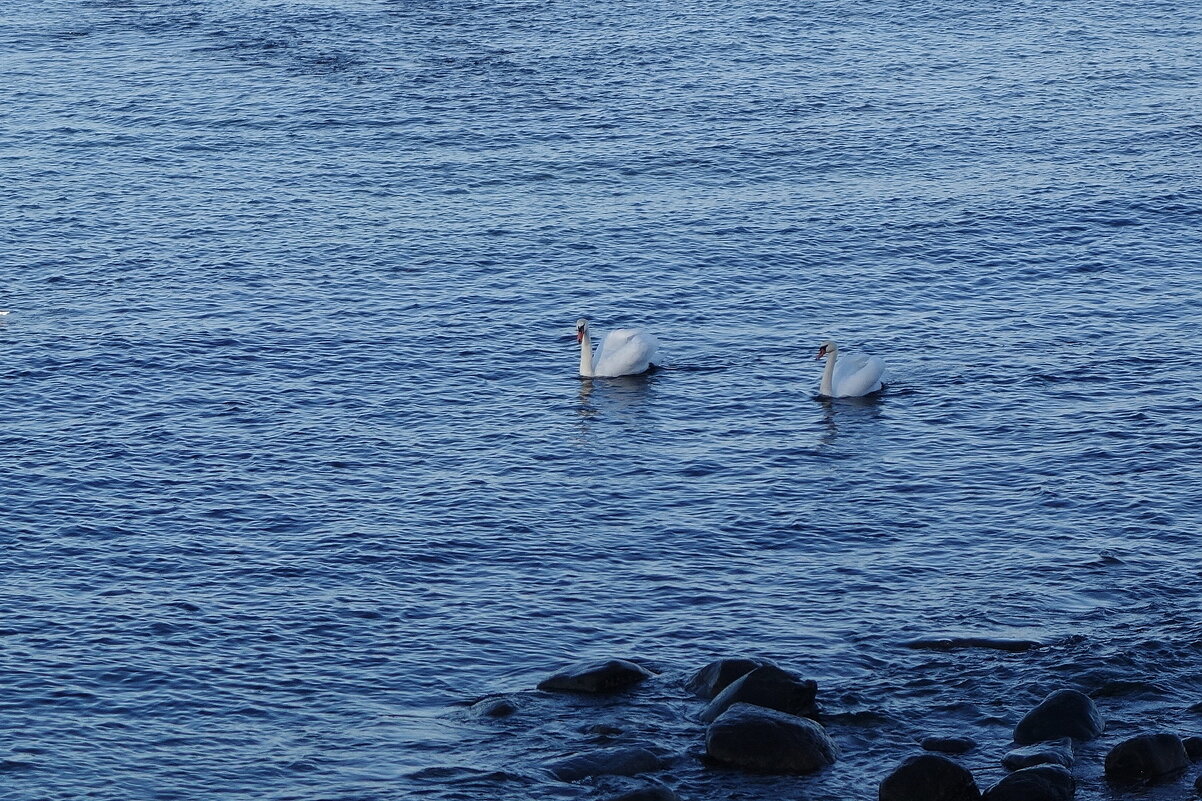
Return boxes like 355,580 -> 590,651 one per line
466,655 -> 1202,800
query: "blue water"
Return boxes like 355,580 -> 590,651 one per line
4,1 -> 1202,799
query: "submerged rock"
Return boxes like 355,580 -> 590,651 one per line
1013,689 -> 1104,744
983,764 -> 1075,801
686,657 -> 775,699
1103,733 -> 1190,785
903,636 -> 1041,653
922,736 -> 977,755
878,753 -> 981,801
548,746 -> 666,782
705,702 -> 838,774
538,659 -> 653,694
699,664 -> 817,722
1002,738 -> 1074,770
469,696 -> 517,718
592,776 -> 679,801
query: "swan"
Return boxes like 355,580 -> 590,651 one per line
576,318 -> 659,378
816,340 -> 885,397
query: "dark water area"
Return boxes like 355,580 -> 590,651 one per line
3,0 -> 1202,798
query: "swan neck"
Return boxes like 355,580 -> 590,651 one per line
579,332 -> 593,377
820,351 -> 836,396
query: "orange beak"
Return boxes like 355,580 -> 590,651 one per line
576,331 -> 584,343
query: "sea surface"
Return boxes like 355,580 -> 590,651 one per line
3,1 -> 1202,799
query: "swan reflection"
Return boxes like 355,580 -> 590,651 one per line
815,392 -> 886,446
575,371 -> 659,427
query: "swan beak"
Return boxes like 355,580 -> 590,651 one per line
816,348 -> 826,360
576,331 -> 584,343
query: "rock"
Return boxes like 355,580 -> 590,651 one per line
592,776 -> 680,801
878,753 -> 981,801
686,657 -> 775,699
1103,733 -> 1190,784
1001,738 -> 1074,769
548,747 -> 665,782
538,659 -> 653,694
922,736 -> 977,755
983,764 -> 1075,801
699,664 -> 817,722
469,696 -> 517,718
902,636 -> 1041,653
1195,773 -> 1202,794
1013,689 -> 1104,744
705,702 -> 838,774
1184,735 -> 1202,761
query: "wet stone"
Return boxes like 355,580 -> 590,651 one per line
878,753 -> 981,801
538,659 -> 654,694
1013,689 -> 1104,745
705,702 -> 838,775
1103,733 -> 1190,785
686,657 -> 775,699
699,664 -> 817,722
922,736 -> 977,755
547,746 -> 666,782
983,764 -> 1075,801
1183,735 -> 1202,761
1002,737 -> 1074,770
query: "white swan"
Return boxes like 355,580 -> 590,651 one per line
576,318 -> 659,378
816,340 -> 885,397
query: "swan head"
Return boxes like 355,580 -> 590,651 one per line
816,340 -> 837,360
575,318 -> 589,343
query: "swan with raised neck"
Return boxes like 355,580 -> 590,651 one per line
576,318 -> 595,377
574,318 -> 659,378
816,340 -> 839,397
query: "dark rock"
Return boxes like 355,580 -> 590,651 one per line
922,736 -> 977,755
1104,733 -> 1190,785
1184,735 -> 1202,761
983,764 -> 1075,801
469,696 -> 517,718
699,665 -> 817,722
705,702 -> 838,774
1195,772 -> 1202,794
686,657 -> 775,699
538,659 -> 653,694
878,753 -> 981,801
1002,738 -> 1074,770
903,636 -> 1041,653
1014,689 -> 1104,744
592,776 -> 679,801
548,747 -> 665,782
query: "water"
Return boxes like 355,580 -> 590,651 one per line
3,0 -> 1202,798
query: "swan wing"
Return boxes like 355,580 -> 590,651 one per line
592,329 -> 659,377
832,353 -> 869,385
833,354 -> 885,397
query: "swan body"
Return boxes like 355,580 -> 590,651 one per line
576,318 -> 659,377
816,340 -> 885,398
